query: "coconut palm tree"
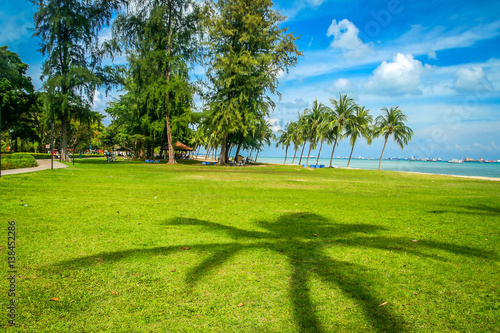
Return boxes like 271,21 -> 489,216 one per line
345,106 -> 373,168
252,121 -> 275,162
296,111 -> 309,165
324,93 -> 357,167
304,100 -> 329,165
276,123 -> 293,164
374,106 -> 413,170
288,121 -> 301,164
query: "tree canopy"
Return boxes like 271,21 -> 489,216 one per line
204,0 -> 302,164
31,0 -> 124,161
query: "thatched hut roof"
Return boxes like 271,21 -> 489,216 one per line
162,141 -> 193,151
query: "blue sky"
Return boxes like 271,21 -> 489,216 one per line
2,0 -> 500,160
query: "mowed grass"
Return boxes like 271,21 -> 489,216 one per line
1,159 -> 499,332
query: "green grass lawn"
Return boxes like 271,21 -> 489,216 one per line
1,159 -> 499,332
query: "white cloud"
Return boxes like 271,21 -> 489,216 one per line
92,90 -> 105,112
307,0 -> 326,6
266,118 -> 282,133
327,19 -> 372,58
285,98 -> 309,109
329,78 -> 358,96
392,21 -> 500,58
365,53 -> 429,95
454,67 -> 495,93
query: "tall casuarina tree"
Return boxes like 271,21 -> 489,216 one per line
205,0 -> 302,165
374,106 -> 413,170
112,0 -> 202,164
31,0 -> 124,161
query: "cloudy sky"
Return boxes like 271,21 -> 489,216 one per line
2,0 -> 500,160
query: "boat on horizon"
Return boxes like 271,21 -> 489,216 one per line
448,159 -> 463,164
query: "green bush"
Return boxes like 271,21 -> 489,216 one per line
24,153 -> 53,159
1,153 -> 38,170
78,153 -> 105,158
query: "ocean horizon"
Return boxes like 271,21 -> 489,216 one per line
252,157 -> 500,179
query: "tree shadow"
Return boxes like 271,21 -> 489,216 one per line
51,213 -> 497,332
429,204 -> 500,217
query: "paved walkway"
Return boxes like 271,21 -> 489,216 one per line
1,159 -> 69,176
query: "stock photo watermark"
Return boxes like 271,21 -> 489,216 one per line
7,220 -> 17,326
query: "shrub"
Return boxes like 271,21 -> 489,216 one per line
1,153 -> 38,170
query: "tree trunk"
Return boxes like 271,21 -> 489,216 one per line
165,23 -> 176,165
298,143 -> 306,165
140,135 -> 145,159
379,137 -> 388,170
329,139 -> 338,168
255,150 -> 260,162
284,146 -> 288,164
228,143 -> 234,160
306,142 -> 313,165
218,134 -> 229,165
249,148 -> 254,159
347,144 -> 355,168
292,146 -> 298,164
234,143 -> 241,161
316,140 -> 323,166
60,115 -> 69,162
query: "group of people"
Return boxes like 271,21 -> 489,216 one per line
105,151 -> 116,162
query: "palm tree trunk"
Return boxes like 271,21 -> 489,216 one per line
329,139 -> 338,168
306,142 -> 313,165
379,137 -> 388,170
292,146 -> 298,164
255,150 -> 260,162
347,144 -> 355,168
298,143 -> 306,165
316,140 -> 323,165
284,146 -> 289,164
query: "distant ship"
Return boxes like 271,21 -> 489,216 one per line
447,159 -> 463,164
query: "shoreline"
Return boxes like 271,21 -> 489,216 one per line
254,161 -> 500,181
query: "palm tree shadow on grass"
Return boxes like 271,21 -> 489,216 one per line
53,213 -> 498,332
165,213 -> 498,332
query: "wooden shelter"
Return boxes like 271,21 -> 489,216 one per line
161,142 -> 193,159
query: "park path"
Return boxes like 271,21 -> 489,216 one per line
1,159 -> 68,176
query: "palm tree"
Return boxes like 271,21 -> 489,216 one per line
304,100 -> 329,165
276,123 -> 293,164
296,111 -> 309,165
288,121 -> 301,164
374,106 -> 413,170
324,93 -> 357,167
252,121 -> 275,162
345,106 -> 373,168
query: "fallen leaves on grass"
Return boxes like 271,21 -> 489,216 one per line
378,301 -> 388,307
111,291 -> 119,295
49,298 -> 59,301
182,247 -> 190,250
171,269 -> 176,272
411,239 -> 418,243
237,303 -> 244,307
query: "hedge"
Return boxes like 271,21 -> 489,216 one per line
1,154 -> 38,170
4,153 -> 106,159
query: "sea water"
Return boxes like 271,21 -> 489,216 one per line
255,157 -> 500,178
